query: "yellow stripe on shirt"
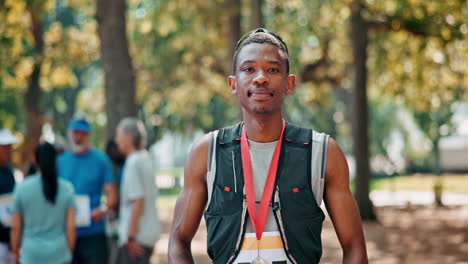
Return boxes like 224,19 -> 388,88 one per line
240,233 -> 284,250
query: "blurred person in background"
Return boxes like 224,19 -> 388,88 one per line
57,118 -> 117,264
106,138 -> 126,264
116,117 -> 160,264
106,139 -> 126,195
10,142 -> 76,264
0,129 -> 17,264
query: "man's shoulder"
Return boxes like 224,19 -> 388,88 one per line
57,151 -> 73,161
216,122 -> 242,141
126,150 -> 148,167
88,148 -> 111,163
88,148 -> 106,157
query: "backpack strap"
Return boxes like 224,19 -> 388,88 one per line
206,130 -> 218,208
311,131 -> 330,206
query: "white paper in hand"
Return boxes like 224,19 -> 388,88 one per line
75,195 -> 91,227
0,194 -> 13,227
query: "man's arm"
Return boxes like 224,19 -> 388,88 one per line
104,182 -> 118,211
323,138 -> 368,264
168,134 -> 210,264
91,182 -> 117,222
126,198 -> 145,258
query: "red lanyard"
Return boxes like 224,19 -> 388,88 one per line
240,120 -> 285,240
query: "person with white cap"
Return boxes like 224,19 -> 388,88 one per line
0,129 -> 17,264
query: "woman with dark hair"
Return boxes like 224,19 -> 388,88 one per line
10,142 -> 76,264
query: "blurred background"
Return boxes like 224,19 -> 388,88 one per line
1,0 -> 467,263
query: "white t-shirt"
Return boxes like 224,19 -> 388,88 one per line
236,140 -> 290,263
119,150 -> 160,247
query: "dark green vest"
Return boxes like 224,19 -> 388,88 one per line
204,122 -> 325,264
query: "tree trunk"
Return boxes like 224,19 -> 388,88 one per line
350,2 -> 376,220
96,0 -> 136,140
250,0 -> 263,29
226,0 -> 241,75
21,7 -> 45,171
225,0 -> 242,119
432,137 -> 443,206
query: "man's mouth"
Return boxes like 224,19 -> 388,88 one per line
248,89 -> 273,100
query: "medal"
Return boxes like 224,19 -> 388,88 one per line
241,120 -> 285,264
251,240 -> 267,264
251,257 -> 267,264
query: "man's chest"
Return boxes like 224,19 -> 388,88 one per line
61,160 -> 102,194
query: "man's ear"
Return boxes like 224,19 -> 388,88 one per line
285,74 -> 296,95
228,76 -> 237,95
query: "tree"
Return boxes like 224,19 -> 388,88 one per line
225,0 -> 241,75
250,0 -> 263,29
1,0 -> 101,166
349,0 -> 375,220
96,0 -> 136,140
22,1 -> 46,169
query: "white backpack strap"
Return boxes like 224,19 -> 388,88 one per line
311,131 -> 330,206
206,130 -> 218,208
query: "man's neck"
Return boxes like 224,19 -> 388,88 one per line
242,112 -> 284,143
73,147 -> 90,155
126,146 -> 142,156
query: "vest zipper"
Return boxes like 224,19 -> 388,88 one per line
274,186 -> 299,264
227,190 -> 247,264
231,150 -> 237,193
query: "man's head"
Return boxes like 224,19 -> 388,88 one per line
229,28 -> 296,116
116,117 -> 147,156
67,118 -> 91,154
0,129 -> 17,166
233,28 -> 290,75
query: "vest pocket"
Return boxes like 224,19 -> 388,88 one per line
206,183 -> 244,215
280,185 -> 323,217
205,208 -> 244,263
205,184 -> 245,263
278,185 -> 325,263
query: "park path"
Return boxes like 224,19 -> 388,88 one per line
370,190 -> 468,206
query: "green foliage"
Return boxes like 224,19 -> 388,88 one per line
0,0 -> 466,173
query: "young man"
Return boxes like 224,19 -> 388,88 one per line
57,118 -> 117,264
115,117 -> 160,264
168,28 -> 367,264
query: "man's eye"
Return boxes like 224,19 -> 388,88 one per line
269,68 -> 280,73
243,67 -> 254,72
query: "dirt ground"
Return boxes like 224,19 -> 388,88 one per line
152,204 -> 468,264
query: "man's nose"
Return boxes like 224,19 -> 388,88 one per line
253,70 -> 269,85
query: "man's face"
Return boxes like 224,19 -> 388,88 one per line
115,127 -> 132,156
229,43 -> 295,115
68,130 -> 90,154
0,144 -> 12,166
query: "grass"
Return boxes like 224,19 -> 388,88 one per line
157,167 -> 468,197
369,174 -> 468,194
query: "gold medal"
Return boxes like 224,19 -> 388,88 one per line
251,257 -> 267,264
